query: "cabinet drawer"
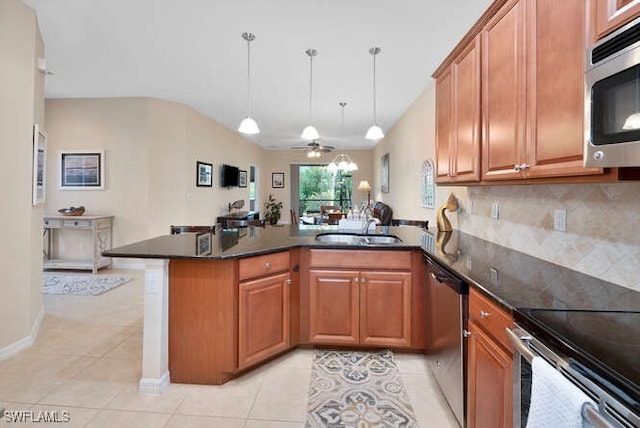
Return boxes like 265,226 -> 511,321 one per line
469,287 -> 513,351
43,219 -> 62,227
62,219 -> 91,228
309,249 -> 411,270
239,251 -> 290,281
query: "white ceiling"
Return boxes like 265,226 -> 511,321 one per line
24,0 -> 492,150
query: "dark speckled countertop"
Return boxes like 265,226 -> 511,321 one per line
105,225 -> 639,410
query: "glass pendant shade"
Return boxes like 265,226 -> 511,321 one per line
301,125 -> 319,140
238,32 -> 260,135
365,124 -> 384,140
238,117 -> 259,134
623,112 -> 640,130
327,153 -> 358,172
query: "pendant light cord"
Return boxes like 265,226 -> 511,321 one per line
308,53 -> 314,124
247,38 -> 252,118
372,52 -> 377,125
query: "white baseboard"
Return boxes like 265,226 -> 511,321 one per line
0,305 -> 44,362
139,371 -> 170,394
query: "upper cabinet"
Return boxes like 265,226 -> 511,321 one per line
435,36 -> 481,184
594,0 -> 640,40
482,0 -> 603,181
435,0 -> 611,184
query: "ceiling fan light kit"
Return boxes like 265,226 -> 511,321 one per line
238,32 -> 260,135
366,46 -> 384,141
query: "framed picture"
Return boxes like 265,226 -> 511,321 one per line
195,232 -> 212,256
272,172 -> 285,188
238,170 -> 247,188
32,124 -> 47,205
60,150 -> 105,190
421,158 -> 435,209
381,153 -> 390,193
196,161 -> 213,187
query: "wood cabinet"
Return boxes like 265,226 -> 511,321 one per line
307,249 -> 414,348
482,0 -> 603,182
594,0 -> 640,40
238,251 -> 291,369
467,287 -> 514,428
435,35 -> 481,184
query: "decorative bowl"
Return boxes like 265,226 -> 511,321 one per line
58,206 -> 85,216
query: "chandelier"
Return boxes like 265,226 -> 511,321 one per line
327,102 -> 358,172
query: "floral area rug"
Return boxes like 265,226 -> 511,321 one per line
306,349 -> 419,427
42,273 -> 132,296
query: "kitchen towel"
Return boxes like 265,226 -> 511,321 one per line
526,356 -> 595,428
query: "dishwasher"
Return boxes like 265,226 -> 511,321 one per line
424,254 -> 469,427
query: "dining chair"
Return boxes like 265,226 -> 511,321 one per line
170,225 -> 216,235
290,208 -> 299,225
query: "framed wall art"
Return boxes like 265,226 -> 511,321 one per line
381,153 -> 390,193
196,161 -> 213,187
32,124 -> 47,205
272,172 -> 284,188
421,158 -> 435,209
195,232 -> 212,256
238,169 -> 247,188
60,150 -> 105,190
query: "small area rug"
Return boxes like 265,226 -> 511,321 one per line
306,349 -> 418,427
42,273 -> 132,296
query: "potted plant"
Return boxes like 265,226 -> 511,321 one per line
264,194 -> 283,225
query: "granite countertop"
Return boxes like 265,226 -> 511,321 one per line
105,225 -> 639,408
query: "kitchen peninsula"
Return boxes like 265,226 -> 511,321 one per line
104,225 -> 639,424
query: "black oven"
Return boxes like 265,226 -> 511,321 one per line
585,16 -> 640,167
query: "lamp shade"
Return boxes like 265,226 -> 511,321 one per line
301,125 -> 320,141
238,117 -> 260,134
365,124 -> 384,140
357,180 -> 373,191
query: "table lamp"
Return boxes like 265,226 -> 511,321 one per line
357,180 -> 373,207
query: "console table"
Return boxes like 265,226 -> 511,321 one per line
43,215 -> 114,274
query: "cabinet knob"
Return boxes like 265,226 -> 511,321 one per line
463,330 -> 472,338
354,277 -> 360,283
360,277 -> 367,283
265,262 -> 271,269
286,279 -> 292,285
514,164 -> 522,171
521,163 -> 530,170
480,310 -> 491,318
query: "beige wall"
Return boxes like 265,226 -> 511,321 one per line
375,81 -> 640,292
0,0 -> 44,351
261,149 -> 374,223
45,98 -> 266,254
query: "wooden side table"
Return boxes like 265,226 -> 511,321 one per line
43,215 -> 114,274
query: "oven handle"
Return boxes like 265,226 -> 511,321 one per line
505,327 -> 536,363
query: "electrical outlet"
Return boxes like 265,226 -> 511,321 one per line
491,201 -> 499,219
467,200 -> 474,214
554,208 -> 567,232
466,259 -> 473,270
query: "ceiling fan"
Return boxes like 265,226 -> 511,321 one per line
290,140 -> 335,157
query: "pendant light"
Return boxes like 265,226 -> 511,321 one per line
365,47 -> 384,140
301,49 -> 320,140
328,102 -> 358,172
238,32 -> 260,135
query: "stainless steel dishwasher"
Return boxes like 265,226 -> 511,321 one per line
424,254 -> 469,427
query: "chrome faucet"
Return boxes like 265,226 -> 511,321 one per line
363,217 -> 379,235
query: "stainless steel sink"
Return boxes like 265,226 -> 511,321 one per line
314,233 -> 402,246
362,235 -> 403,245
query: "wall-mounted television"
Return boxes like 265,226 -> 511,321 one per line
220,164 -> 239,187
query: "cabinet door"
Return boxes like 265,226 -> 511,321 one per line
436,68 -> 454,183
526,0 -> 604,179
467,321 -> 513,428
452,35 -> 481,182
594,0 -> 640,40
238,272 -> 290,369
482,0 -> 527,181
359,271 -> 412,347
309,269 -> 359,345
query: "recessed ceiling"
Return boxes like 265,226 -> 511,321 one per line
24,0 -> 492,150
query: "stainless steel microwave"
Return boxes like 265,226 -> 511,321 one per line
585,16 -> 640,167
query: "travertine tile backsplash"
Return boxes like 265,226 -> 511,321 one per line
451,183 -> 640,292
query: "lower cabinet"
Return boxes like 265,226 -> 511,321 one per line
309,268 -> 412,347
238,271 -> 290,369
467,287 -> 514,428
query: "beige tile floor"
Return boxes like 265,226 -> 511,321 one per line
0,268 -> 458,427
